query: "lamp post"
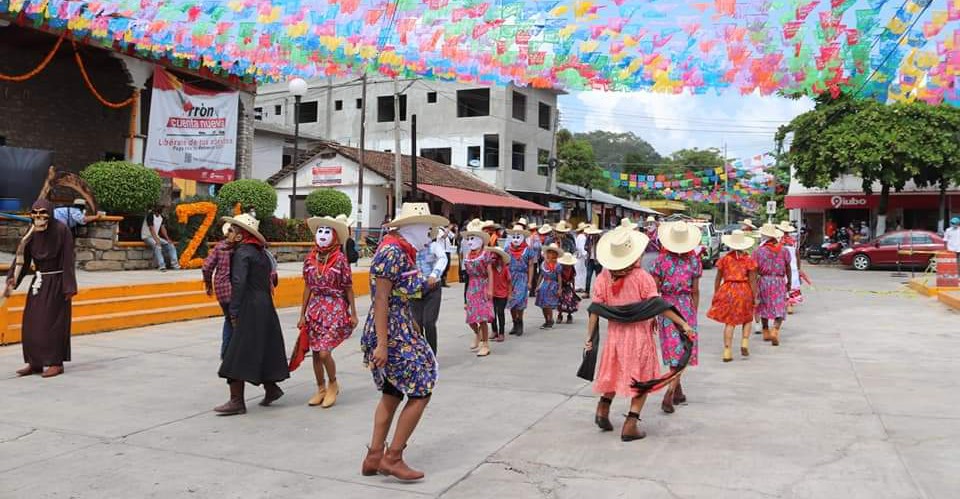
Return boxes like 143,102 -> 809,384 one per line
288,77 -> 308,218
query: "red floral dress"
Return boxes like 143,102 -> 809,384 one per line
303,249 -> 353,352
707,252 -> 756,326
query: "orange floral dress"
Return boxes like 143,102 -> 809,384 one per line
707,252 -> 756,326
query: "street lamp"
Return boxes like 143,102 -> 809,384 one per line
288,77 -> 308,218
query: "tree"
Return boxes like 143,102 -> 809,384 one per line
575,130 -> 662,169
901,103 -> 960,231
557,135 -> 606,190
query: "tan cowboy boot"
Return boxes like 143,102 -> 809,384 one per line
321,379 -> 339,408
361,443 -> 385,476
308,382 -> 327,406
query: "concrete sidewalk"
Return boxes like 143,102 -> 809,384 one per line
0,267 -> 956,498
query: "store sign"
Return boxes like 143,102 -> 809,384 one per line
311,165 -> 342,186
830,195 -> 869,209
144,68 -> 239,183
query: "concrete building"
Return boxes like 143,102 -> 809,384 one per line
254,78 -> 561,200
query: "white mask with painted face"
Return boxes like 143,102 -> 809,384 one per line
397,224 -> 432,250
315,226 -> 335,248
509,233 -> 525,247
465,235 -> 483,251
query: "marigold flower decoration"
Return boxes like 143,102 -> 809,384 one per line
176,201 -> 217,269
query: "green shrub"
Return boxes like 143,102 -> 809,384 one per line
167,195 -> 221,259
80,161 -> 161,215
260,217 -> 311,242
217,179 -> 277,219
305,188 -> 352,218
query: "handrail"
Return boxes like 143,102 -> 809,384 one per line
0,212 -> 30,223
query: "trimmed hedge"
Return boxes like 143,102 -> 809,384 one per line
217,179 -> 277,219
80,161 -> 162,215
305,188 -> 352,218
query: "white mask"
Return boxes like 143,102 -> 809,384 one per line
509,234 -> 525,247
397,224 -> 432,250
465,235 -> 483,251
315,226 -> 335,248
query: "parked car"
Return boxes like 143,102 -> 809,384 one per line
838,230 -> 945,271
690,221 -> 720,269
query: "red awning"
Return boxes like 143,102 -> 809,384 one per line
786,193 -> 955,210
418,184 -> 549,211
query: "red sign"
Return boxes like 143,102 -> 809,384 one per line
311,166 -> 342,186
785,193 -> 955,210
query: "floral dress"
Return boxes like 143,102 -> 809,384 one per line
536,262 -> 560,308
707,252 -> 756,326
558,265 -> 580,313
507,245 -> 537,310
361,244 -> 437,397
463,250 -> 494,324
303,251 -> 353,352
753,243 -> 790,319
651,252 -> 702,367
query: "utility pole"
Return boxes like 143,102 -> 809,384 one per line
723,141 -> 729,226
393,76 -> 402,217
356,74 -> 367,236
411,114 -> 418,201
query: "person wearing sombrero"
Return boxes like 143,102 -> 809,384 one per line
215,214 -> 288,416
557,251 -> 581,324
292,216 -> 358,409
535,243 -> 563,329
487,246 -> 512,343
361,203 -> 448,481
505,224 -> 537,336
778,221 -> 802,314
461,220 -> 495,356
202,222 -> 237,360
555,220 -> 575,254
650,221 -> 703,413
707,230 -> 758,362
753,223 -> 791,346
586,229 -> 694,441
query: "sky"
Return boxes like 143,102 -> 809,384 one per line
558,91 -> 815,161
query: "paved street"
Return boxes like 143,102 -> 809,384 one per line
0,266 -> 956,498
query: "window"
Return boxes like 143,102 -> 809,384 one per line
910,233 -> 933,244
427,92 -> 437,103
538,102 -> 552,130
483,134 -> 499,168
512,91 -> 527,121
356,98 -> 363,109
377,95 -> 408,122
253,107 -> 263,121
334,100 -> 343,111
537,149 -> 550,176
467,146 -> 481,167
878,234 -> 903,246
420,147 -> 452,165
457,88 -> 490,117
297,101 -> 318,123
512,142 -> 526,171
274,104 -> 282,115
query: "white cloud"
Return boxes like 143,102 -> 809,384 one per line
559,91 -> 814,160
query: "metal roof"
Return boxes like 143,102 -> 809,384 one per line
556,183 -> 661,215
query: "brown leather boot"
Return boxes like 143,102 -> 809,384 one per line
771,327 -> 780,346
673,383 -> 687,405
260,382 -> 284,406
214,380 -> 246,415
16,364 -> 40,377
41,365 -> 64,378
595,397 -> 614,431
378,446 -> 424,481
621,412 -> 647,442
762,328 -> 772,341
661,388 -> 675,414
361,444 -> 385,476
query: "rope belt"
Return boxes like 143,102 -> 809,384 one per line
30,270 -> 64,296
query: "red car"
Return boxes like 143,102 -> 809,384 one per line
839,230 -> 945,271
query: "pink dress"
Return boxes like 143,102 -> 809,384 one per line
303,252 -> 353,352
464,250 -> 494,325
591,266 -> 663,397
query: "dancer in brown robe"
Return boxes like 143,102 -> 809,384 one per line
3,199 -> 77,378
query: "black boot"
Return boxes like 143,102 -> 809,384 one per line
515,319 -> 524,336
215,380 -> 246,415
260,381 -> 284,406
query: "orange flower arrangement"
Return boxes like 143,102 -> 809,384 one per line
176,201 -> 218,269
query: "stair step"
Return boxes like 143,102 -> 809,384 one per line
6,302 -> 226,340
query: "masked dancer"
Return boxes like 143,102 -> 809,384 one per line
461,220 -> 494,356
754,224 -> 791,346
505,224 -> 536,336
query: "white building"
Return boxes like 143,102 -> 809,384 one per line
254,78 -> 561,198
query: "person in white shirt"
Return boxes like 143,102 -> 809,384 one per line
944,217 -> 960,272
437,226 -> 454,287
412,233 -> 448,353
141,205 -> 180,271
574,224 -> 588,291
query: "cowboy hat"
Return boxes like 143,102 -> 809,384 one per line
461,220 -> 490,245
554,220 -> 573,233
722,230 -> 755,251
615,217 -> 637,231
486,246 -> 510,265
645,216 -> 657,223
537,223 -> 553,235
221,222 -> 232,236
759,223 -> 784,240
740,218 -> 757,230
386,202 -> 448,229
335,213 -> 356,227
597,228 -> 649,271
576,222 -> 588,232
558,252 -> 577,266
584,224 -> 603,235
222,213 -> 266,244
307,216 -> 349,245
658,221 -> 702,255
506,224 -> 530,236
541,243 -> 562,257
516,217 -> 529,228
482,220 -> 498,230
778,221 -> 797,233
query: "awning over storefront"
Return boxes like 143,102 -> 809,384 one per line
785,193 -> 955,210
419,184 -> 550,211
556,183 -> 661,215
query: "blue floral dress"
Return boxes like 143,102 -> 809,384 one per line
536,262 -> 560,308
361,244 -> 437,397
651,252 -> 702,367
507,246 -> 537,310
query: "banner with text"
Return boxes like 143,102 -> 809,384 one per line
144,68 -> 239,183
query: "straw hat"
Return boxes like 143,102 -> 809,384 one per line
516,217 -> 529,228
615,217 -> 638,231
554,220 -> 573,233
646,216 -> 657,223
576,222 -> 588,232
759,223 -> 784,240
486,246 -> 510,265
658,221 -> 702,255
541,243 -> 561,257
558,252 -> 578,266
222,213 -> 266,244
585,224 -> 603,235
335,213 -> 355,227
528,222 -> 539,230
307,216 -> 349,245
221,222 -> 232,236
385,202 -> 448,229
740,218 -> 757,230
722,230 -> 755,251
482,220 -> 498,230
778,221 -> 797,233
537,223 -> 553,235
506,224 -> 530,236
461,220 -> 490,245
597,228 -> 649,271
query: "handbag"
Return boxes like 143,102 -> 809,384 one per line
576,326 -> 600,381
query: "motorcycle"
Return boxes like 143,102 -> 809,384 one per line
805,238 -> 845,265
